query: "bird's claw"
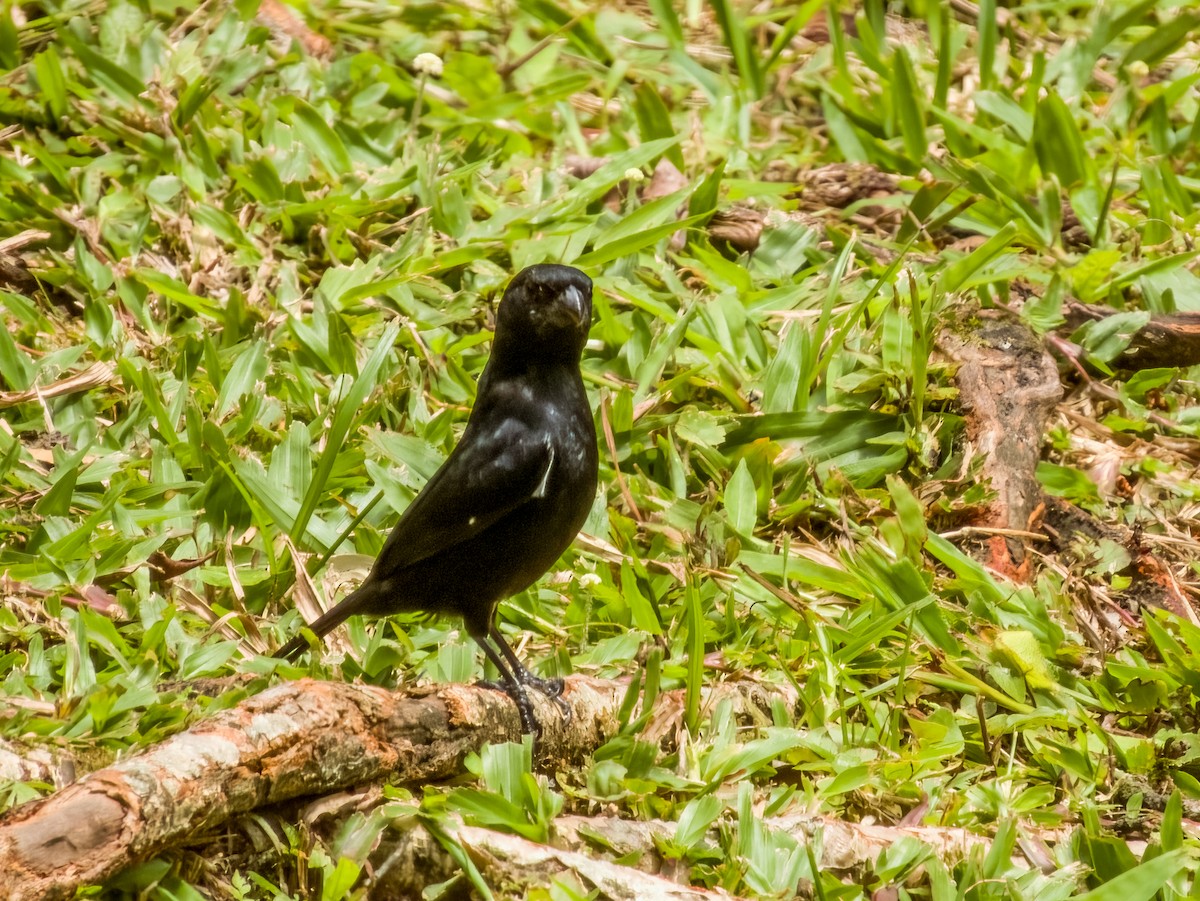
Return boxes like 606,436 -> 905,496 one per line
475,677 -> 509,695
521,673 -> 563,697
531,677 -> 571,723
477,679 -> 542,738
550,693 -> 571,723
475,673 -> 570,734
517,674 -> 572,724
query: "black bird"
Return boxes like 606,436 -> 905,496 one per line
277,264 -> 598,736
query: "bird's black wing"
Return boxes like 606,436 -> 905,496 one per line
371,413 -> 555,573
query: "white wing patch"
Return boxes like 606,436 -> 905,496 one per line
532,441 -> 555,499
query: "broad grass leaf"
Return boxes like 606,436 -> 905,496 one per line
1073,848 -> 1188,901
284,98 -> 353,177
634,83 -> 684,170
725,459 -> 757,537
937,221 -> 1018,293
1033,90 -> 1093,189
891,47 -> 927,165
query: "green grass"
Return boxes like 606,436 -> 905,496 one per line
4,0 -> 1200,897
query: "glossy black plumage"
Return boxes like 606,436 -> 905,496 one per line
277,264 -> 598,735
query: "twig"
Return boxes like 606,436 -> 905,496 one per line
1045,333 -> 1182,432
600,392 -> 643,522
497,12 -> 588,77
939,526 -> 1049,542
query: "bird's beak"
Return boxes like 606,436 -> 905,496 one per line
560,285 -> 588,326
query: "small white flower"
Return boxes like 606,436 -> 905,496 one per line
624,167 -> 646,182
578,572 -> 602,589
1127,60 -> 1149,79
413,52 -> 443,78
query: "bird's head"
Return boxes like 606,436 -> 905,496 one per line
494,264 -> 593,363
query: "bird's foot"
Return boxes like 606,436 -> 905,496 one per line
515,693 -> 540,739
479,672 -> 566,702
520,674 -> 571,722
477,679 -> 541,737
519,672 -> 562,697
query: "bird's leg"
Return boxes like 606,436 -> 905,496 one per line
489,623 -> 571,722
471,633 -> 540,737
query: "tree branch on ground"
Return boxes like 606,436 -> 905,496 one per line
939,314 -> 1062,575
0,675 -> 789,901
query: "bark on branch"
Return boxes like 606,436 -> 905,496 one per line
940,315 -> 1062,573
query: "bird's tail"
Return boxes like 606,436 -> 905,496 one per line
275,582 -> 379,661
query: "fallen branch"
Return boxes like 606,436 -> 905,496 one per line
442,825 -> 742,900
939,315 -> 1062,575
942,311 -> 1196,622
255,0 -> 332,58
1041,495 -> 1198,624
0,675 -> 789,901
559,810 -> 1078,873
354,807 -> 1076,896
1064,301 -> 1200,371
0,738 -> 74,789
